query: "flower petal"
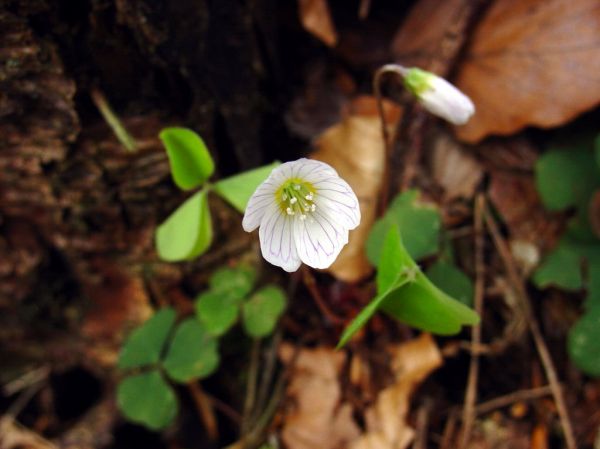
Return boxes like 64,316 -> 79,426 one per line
293,209 -> 348,269
242,179 -> 278,232
313,179 -> 360,229
259,202 -> 302,272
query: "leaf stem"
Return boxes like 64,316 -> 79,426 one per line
90,88 -> 137,152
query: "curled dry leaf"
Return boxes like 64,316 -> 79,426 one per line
455,0 -> 600,142
279,344 -> 360,449
429,133 -> 483,200
311,96 -> 402,282
298,0 -> 339,47
351,333 -> 443,449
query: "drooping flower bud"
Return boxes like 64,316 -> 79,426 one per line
400,66 -> 475,125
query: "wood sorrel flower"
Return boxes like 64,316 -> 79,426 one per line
398,66 -> 475,125
242,158 -> 360,272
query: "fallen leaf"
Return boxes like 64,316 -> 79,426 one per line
279,344 -> 361,449
298,0 -> 339,47
455,0 -> 600,142
429,133 -> 483,200
390,0 -> 466,69
351,333 -> 443,449
312,96 -> 402,282
0,418 -> 57,449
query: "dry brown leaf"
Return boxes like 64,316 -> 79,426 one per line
455,0 -> 600,142
390,0 -> 466,69
429,133 -> 483,200
279,344 -> 360,449
312,96 -> 402,282
298,0 -> 339,47
0,418 -> 57,449
351,334 -> 443,449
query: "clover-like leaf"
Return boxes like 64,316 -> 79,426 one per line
160,127 -> 214,190
117,371 -> 178,430
156,189 -> 213,262
338,226 -> 479,348
242,285 -> 287,338
118,308 -> 176,370
209,264 -> 256,298
163,318 -> 219,383
195,290 -> 242,337
426,260 -> 474,307
533,242 -> 583,291
213,162 -> 280,213
568,308 -> 600,377
535,147 -> 600,211
366,190 -> 440,265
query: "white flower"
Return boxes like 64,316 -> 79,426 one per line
242,158 -> 361,272
399,66 -> 475,125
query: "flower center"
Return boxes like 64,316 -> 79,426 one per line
276,178 -> 316,221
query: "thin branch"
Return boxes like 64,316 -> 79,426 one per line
301,267 -> 344,324
458,193 -> 485,448
475,385 -> 553,416
241,338 -> 261,436
483,203 -> 577,449
188,382 -> 218,440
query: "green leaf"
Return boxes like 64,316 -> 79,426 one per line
118,308 -> 176,370
535,148 -> 600,211
338,226 -> 479,348
242,285 -> 287,338
213,162 -> 280,213
381,277 -> 479,335
117,371 -> 178,430
426,260 -> 474,307
160,127 -> 214,190
195,290 -> 242,337
533,242 -> 583,291
585,263 -> 600,312
366,190 -> 441,265
568,308 -> 600,377
338,227 -> 418,348
163,318 -> 219,383
156,189 -> 213,262
209,264 -> 256,298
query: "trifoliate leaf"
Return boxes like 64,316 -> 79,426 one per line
195,290 -> 242,337
209,264 -> 256,298
568,308 -> 600,377
160,127 -> 214,190
533,242 -> 583,291
426,260 -> 474,307
535,147 -> 600,211
117,371 -> 178,430
118,308 -> 176,370
163,319 -> 219,383
242,285 -> 287,338
156,189 -> 213,262
213,162 -> 280,213
366,189 -> 440,265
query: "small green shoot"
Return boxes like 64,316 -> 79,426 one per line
338,226 -> 479,347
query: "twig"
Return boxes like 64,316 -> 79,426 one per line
458,194 -> 485,448
301,267 -> 344,324
413,400 -> 431,449
358,0 -> 371,19
475,385 -> 553,416
188,382 -> 218,440
205,392 -> 242,425
253,327 -> 282,425
241,339 -> 261,437
3,366 -> 49,396
483,203 -> 577,449
440,409 -> 459,449
90,88 -> 137,152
